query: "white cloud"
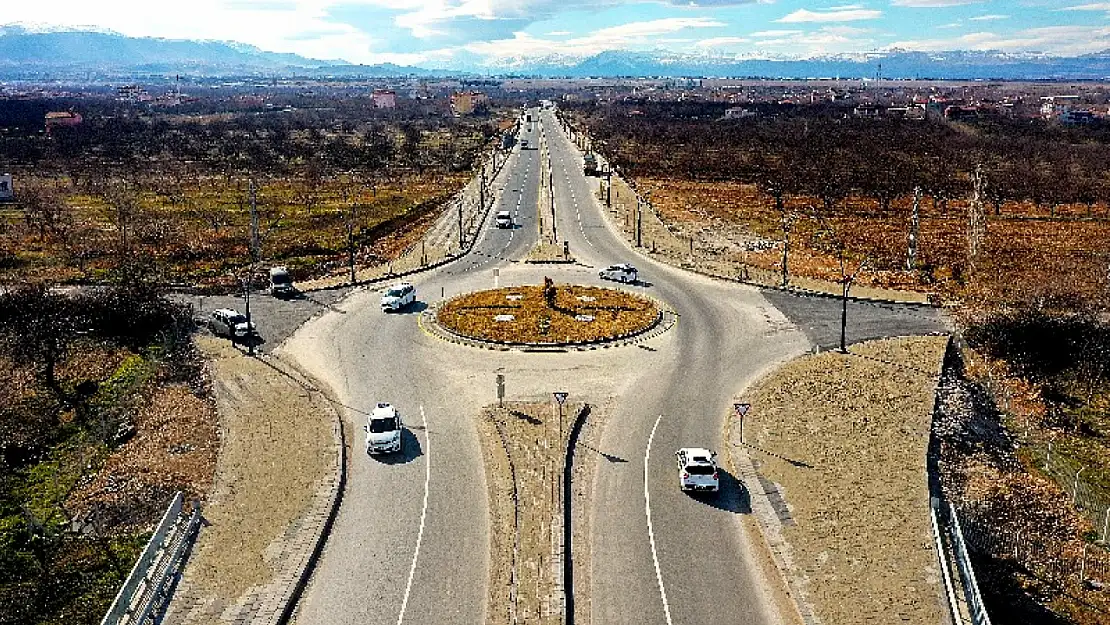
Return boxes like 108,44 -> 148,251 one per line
547,30 -> 572,36
465,16 -> 726,59
0,0 -> 384,62
888,25 -> 1110,55
1061,2 -> 1110,10
969,14 -> 1009,21
777,7 -> 882,23
693,36 -> 750,48
748,26 -> 878,55
891,0 -> 981,6
750,29 -> 804,37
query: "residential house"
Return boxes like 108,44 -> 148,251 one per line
372,89 -> 397,109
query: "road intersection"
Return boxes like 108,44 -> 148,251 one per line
280,107 -> 948,625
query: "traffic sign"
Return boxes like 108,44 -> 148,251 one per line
553,392 -> 569,406
734,403 -> 750,417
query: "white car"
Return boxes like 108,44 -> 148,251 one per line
208,308 -> 255,339
495,211 -> 513,229
675,447 -> 719,493
599,263 -> 638,284
380,282 -> 416,312
364,403 -> 403,455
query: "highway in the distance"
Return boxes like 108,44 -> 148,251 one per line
283,107 -> 947,625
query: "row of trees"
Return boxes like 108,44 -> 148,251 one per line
571,101 -> 1110,218
0,97 -> 502,182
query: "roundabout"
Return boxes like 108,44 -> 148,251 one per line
432,280 -> 664,346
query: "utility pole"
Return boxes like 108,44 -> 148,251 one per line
636,198 -> 643,247
907,186 -> 921,271
457,200 -> 464,250
347,207 -> 356,285
246,179 -> 259,356
480,165 -> 487,212
605,165 -> 612,208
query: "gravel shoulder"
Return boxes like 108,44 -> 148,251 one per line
164,336 -> 337,624
734,335 -> 949,625
476,401 -> 582,625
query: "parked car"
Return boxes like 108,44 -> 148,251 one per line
599,263 -> 638,284
208,308 -> 255,339
364,403 -> 403,455
268,266 -> 295,298
495,211 -> 513,228
381,282 -> 416,312
675,447 -> 719,493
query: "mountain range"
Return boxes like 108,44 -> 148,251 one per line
4,25 -> 1110,81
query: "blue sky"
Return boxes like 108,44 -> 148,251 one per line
4,1 -> 1110,66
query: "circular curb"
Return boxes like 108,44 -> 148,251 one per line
419,287 -> 677,352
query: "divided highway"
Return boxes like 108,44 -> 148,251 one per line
282,107 -> 946,625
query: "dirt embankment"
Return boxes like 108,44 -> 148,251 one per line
165,337 -> 335,623
739,336 -> 949,625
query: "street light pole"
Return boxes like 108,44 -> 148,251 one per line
246,179 -> 259,356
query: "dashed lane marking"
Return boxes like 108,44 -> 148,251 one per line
397,405 -> 431,625
644,413 -> 674,625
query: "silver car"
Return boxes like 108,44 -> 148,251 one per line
208,308 -> 255,338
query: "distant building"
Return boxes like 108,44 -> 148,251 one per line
1040,95 -> 1080,120
1060,109 -> 1095,125
944,105 -> 980,121
853,104 -> 881,118
450,91 -> 488,116
116,84 -> 150,103
0,174 -> 12,202
724,107 -> 757,120
44,110 -> 82,132
886,106 -> 925,121
372,89 -> 397,109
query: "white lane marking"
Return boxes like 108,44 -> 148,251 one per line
644,414 -> 674,625
397,405 -> 431,625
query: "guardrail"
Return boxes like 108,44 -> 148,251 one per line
101,492 -> 202,625
948,503 -> 993,625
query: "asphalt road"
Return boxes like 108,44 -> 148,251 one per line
278,107 -> 948,625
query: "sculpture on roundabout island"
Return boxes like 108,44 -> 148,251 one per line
543,276 -> 556,308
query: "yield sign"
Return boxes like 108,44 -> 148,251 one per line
734,403 -> 751,417
554,392 -> 569,406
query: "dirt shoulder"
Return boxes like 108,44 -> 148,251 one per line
164,336 -> 338,625
734,335 -> 949,625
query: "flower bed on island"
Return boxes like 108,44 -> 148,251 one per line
436,283 -> 660,345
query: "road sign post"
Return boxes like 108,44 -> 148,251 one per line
734,403 -> 751,443
497,374 -> 505,408
554,391 -> 568,436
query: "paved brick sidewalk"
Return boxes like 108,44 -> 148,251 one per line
162,340 -> 343,625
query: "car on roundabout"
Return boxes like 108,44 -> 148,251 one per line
675,447 -> 719,493
364,403 -> 403,455
380,282 -> 416,312
599,263 -> 638,284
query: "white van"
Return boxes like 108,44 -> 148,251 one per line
268,266 -> 295,298
495,211 -> 513,228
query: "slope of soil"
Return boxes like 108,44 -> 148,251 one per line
739,336 -> 949,625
